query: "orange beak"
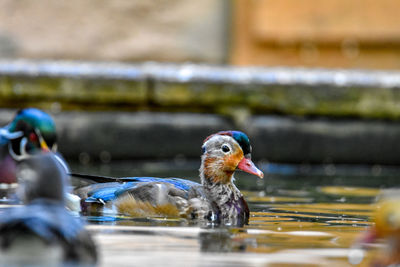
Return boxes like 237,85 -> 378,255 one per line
35,129 -> 50,152
40,138 -> 50,152
237,157 -> 264,178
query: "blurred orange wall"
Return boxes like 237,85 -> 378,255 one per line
232,0 -> 400,69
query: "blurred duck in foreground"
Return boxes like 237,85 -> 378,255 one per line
0,108 -> 57,187
355,192 -> 400,266
0,108 -> 80,211
0,154 -> 97,266
75,130 -> 263,226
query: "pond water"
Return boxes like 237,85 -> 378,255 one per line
67,160 -> 398,267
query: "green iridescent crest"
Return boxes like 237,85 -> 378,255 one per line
230,131 -> 252,155
8,108 -> 55,135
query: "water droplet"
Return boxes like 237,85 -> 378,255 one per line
13,84 -> 23,94
100,151 -> 111,164
324,164 -> 336,176
348,248 -> 364,265
371,165 -> 382,176
79,152 -> 90,165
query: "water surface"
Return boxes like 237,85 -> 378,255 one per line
69,161 -> 397,266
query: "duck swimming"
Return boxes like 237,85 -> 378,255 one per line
0,108 -> 57,187
0,108 -> 81,211
0,153 -> 97,266
75,130 -> 263,225
356,193 -> 400,266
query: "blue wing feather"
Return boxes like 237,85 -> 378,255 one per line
84,177 -> 201,203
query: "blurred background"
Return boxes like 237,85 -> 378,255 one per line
1,0 -> 399,68
1,0 -> 400,175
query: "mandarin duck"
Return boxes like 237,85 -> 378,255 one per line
356,194 -> 400,266
0,153 -> 97,266
75,131 -> 263,225
0,108 -> 57,187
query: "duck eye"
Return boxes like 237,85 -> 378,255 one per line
221,144 -> 230,153
29,132 -> 38,143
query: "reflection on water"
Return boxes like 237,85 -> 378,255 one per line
85,191 -> 377,266
3,161 -> 398,266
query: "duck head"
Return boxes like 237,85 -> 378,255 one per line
357,195 -> 400,265
7,108 -> 57,161
373,198 -> 400,240
200,131 -> 263,184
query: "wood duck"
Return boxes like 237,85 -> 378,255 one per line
0,153 -> 97,266
75,130 -> 264,225
0,108 -> 57,186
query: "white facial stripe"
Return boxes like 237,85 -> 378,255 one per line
20,137 -> 28,155
0,128 -> 23,140
35,128 -> 45,144
8,138 -> 30,161
203,135 -> 234,150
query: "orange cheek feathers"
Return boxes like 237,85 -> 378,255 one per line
224,150 -> 244,171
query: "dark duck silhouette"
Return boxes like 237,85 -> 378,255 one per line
0,108 -> 57,188
75,131 -> 263,225
0,153 -> 97,266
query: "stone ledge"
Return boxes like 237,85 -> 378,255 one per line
1,60 -> 400,118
